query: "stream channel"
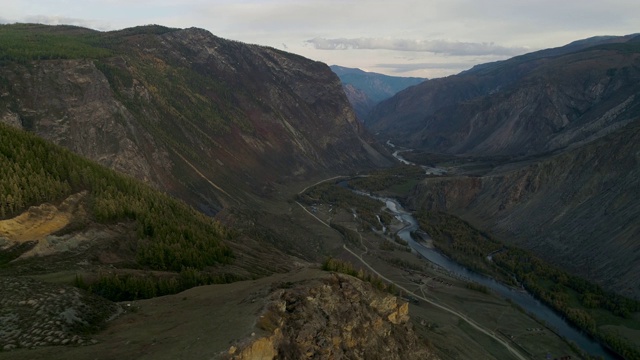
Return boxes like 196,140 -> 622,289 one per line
385,197 -> 614,359
370,142 -> 619,358
342,175 -> 617,358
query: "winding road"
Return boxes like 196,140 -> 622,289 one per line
298,175 -> 347,195
340,244 -> 527,360
296,179 -> 528,360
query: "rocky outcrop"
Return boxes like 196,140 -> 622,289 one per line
0,276 -> 119,350
408,118 -> 640,299
0,59 -> 166,183
0,25 -> 392,212
227,274 -> 437,360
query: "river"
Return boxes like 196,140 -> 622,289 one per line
379,194 -> 617,359
387,141 -> 447,176
377,141 -> 619,358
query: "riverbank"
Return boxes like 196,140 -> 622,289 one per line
297,180 -> 588,359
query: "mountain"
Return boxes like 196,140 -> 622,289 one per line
0,122 -> 438,357
0,120 -> 294,350
0,121 -> 294,280
367,35 -> 640,298
0,24 -> 392,214
4,23 -> 632,358
330,65 -> 425,120
367,34 -> 640,157
0,25 -> 444,357
407,118 -> 640,299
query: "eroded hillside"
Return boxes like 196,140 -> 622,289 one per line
368,34 -> 640,157
0,24 -> 391,213
407,118 -> 640,299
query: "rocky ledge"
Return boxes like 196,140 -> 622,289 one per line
227,274 -> 438,360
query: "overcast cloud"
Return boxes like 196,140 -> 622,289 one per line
376,62 -> 481,74
1,0 -> 639,78
306,37 -> 528,56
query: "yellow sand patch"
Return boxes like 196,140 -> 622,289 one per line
0,192 -> 87,257
0,204 -> 71,242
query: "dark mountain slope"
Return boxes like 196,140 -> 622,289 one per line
0,123 -> 438,357
368,34 -> 640,157
330,65 -> 425,120
408,117 -> 640,299
368,34 -> 640,300
0,121 -> 292,287
0,24 -> 391,213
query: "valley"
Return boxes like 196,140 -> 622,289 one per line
297,171 -> 639,359
1,22 -> 639,360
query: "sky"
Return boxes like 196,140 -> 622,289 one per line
1,0 -> 639,78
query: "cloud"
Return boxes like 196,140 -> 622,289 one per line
306,37 -> 528,56
374,62 -> 476,74
375,62 -> 478,73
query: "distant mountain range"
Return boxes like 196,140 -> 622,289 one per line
330,65 -> 425,120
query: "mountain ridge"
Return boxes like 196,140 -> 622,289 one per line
330,65 -> 425,120
0,24 -> 392,213
367,33 -> 640,157
366,33 -> 640,299
407,117 -> 640,299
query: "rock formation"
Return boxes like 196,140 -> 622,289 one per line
227,274 -> 438,360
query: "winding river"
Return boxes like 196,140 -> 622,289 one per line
381,195 -> 617,359
371,142 -> 619,358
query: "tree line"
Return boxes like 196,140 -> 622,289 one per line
322,257 -> 396,295
417,210 -> 640,359
0,24 -> 113,64
74,269 -> 242,302
0,123 -> 233,272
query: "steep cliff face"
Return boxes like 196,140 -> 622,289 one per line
0,24 -> 391,212
408,119 -> 640,299
0,59 -> 167,184
341,83 -> 377,121
228,274 -> 438,360
368,34 -> 640,157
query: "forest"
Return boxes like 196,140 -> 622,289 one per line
417,210 -> 640,359
0,122 -> 234,281
0,23 -> 180,64
0,24 -> 112,64
346,165 -> 425,194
